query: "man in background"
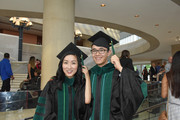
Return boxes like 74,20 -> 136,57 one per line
150,62 -> 157,81
165,56 -> 172,73
0,53 -> 14,92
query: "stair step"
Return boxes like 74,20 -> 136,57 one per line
0,74 -> 28,91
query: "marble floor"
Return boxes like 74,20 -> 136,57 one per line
0,100 -> 166,120
132,100 -> 166,120
0,108 -> 35,120
0,107 -> 165,120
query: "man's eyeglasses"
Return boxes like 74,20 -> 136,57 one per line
91,49 -> 107,54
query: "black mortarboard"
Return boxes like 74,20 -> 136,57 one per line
57,42 -> 88,63
88,31 -> 119,49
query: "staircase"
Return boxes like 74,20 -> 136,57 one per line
0,74 -> 27,91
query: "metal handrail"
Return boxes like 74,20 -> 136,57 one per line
24,102 -> 167,120
0,97 -> 37,105
24,116 -> 33,120
134,101 -> 166,116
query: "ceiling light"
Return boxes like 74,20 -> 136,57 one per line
175,36 -> 180,42
75,29 -> 82,37
104,27 -> 107,29
9,17 -> 33,61
9,17 -> 33,27
134,15 -> 140,18
101,4 -> 106,7
168,31 -> 172,33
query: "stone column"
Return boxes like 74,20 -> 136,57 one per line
41,0 -> 75,89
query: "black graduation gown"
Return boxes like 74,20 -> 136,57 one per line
150,66 -> 157,81
120,57 -> 134,71
33,78 -> 92,120
90,63 -> 144,120
115,68 -> 144,120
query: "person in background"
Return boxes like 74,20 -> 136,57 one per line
163,61 -> 167,67
0,53 -> 14,92
33,42 -> 92,120
158,111 -> 167,120
142,67 -> 148,80
136,68 -> 139,75
156,62 -> 161,73
27,56 -> 37,80
120,50 -> 134,71
21,69 -> 41,90
156,65 -> 165,81
149,62 -> 157,81
165,56 -> 172,73
35,59 -> 41,70
161,51 -> 180,120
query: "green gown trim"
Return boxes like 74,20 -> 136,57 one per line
34,96 -> 46,120
58,87 -> 63,120
57,77 -> 75,120
34,77 -> 76,120
90,63 -> 115,120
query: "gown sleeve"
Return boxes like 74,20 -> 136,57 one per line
121,68 -> 144,119
110,68 -> 145,120
33,81 -> 57,120
74,79 -> 93,120
110,70 -> 123,120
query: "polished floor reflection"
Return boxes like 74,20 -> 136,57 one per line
0,108 -> 35,120
0,101 -> 166,120
0,82 -> 166,120
0,91 -> 40,120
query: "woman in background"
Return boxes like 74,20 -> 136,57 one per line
161,51 -> 180,120
120,50 -> 134,71
142,67 -> 148,80
27,56 -> 36,80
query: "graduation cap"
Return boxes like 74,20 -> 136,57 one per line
88,31 -> 119,54
57,42 -> 88,65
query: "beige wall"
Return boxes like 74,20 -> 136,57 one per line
151,59 -> 163,66
2,30 -> 39,44
171,44 -> 180,56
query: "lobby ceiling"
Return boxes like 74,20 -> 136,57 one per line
0,0 -> 180,62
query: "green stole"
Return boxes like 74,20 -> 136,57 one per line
90,63 -> 115,120
58,77 -> 75,120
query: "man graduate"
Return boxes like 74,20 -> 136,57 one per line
88,31 -> 146,120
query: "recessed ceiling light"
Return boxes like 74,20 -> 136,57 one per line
101,4 -> 106,7
134,15 -> 140,18
168,31 -> 172,33
155,24 -> 159,27
104,27 -> 107,29
175,36 -> 180,42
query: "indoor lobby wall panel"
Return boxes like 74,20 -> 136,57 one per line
2,30 -> 38,44
0,33 -> 18,61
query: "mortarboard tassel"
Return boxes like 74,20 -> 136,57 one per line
110,39 -> 115,55
80,52 -> 84,65
80,52 -> 85,78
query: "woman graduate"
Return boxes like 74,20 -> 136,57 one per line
33,42 -> 92,120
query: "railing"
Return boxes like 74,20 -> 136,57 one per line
0,81 -> 166,120
133,101 -> 166,120
132,81 -> 167,120
0,90 -> 41,112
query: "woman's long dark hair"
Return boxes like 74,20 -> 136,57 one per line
120,50 -> 130,58
167,51 -> 180,98
29,56 -> 36,68
55,51 -> 83,89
